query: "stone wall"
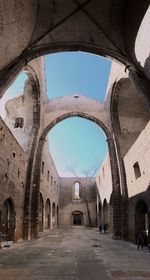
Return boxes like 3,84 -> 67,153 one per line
40,138 -> 60,229
59,177 -> 97,227
124,121 -> 150,198
0,117 -> 27,240
96,153 -> 112,204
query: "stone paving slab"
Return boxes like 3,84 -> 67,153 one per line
0,227 -> 150,280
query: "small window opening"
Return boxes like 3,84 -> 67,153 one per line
18,169 -> 20,178
133,162 -> 141,179
41,161 -> 44,174
14,117 -> 24,128
74,182 -> 80,199
51,176 -> 53,185
47,171 -> 50,181
102,167 -> 105,178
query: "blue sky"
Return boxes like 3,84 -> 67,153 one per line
45,52 -> 111,176
0,52 -> 111,177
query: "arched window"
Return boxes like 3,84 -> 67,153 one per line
74,182 -> 80,199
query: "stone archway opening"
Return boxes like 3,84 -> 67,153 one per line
39,193 -> 44,232
72,211 -> 83,226
1,198 -> 15,242
103,199 -> 108,232
52,203 -> 56,228
98,202 -> 102,227
135,199 -> 148,244
45,199 -> 51,229
30,111 -> 122,240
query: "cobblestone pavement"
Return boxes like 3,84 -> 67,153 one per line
0,227 -> 150,280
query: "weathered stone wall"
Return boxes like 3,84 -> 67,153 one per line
96,153 -> 112,204
0,117 -> 27,240
59,177 -> 97,227
124,121 -> 150,198
4,80 -> 34,151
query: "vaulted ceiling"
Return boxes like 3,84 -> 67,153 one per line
0,0 -> 149,96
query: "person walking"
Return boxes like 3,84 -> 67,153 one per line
99,224 -> 102,234
137,232 -> 144,250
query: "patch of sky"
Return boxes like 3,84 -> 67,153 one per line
45,52 -> 111,101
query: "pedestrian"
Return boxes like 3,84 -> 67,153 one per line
103,223 -> 107,233
99,224 -> 102,234
137,232 -> 144,250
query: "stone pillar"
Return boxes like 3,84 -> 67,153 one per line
0,209 -> 2,249
128,66 -> 150,110
107,137 -> 122,239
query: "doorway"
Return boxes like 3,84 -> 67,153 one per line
72,211 -> 83,225
1,198 -> 15,241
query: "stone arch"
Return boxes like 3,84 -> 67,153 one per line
39,193 -> 44,232
45,199 -> 51,229
52,203 -> 56,228
111,77 -> 150,240
22,65 -> 41,240
1,197 -> 15,241
135,199 -> 148,243
103,199 -> 108,231
30,111 -> 122,239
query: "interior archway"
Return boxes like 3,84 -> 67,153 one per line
45,199 -> 51,229
39,193 -> 44,232
29,111 -> 123,239
52,202 -> 56,228
103,199 -> 108,232
1,198 -> 15,242
135,199 -> 148,243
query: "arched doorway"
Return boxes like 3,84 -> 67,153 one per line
52,203 -> 55,228
109,193 -> 113,232
45,199 -> 51,229
56,206 -> 59,227
39,193 -> 44,232
1,198 -> 15,241
103,199 -> 108,232
135,199 -> 148,243
98,202 -> 102,227
72,211 -> 83,226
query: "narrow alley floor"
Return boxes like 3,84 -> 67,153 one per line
0,227 -> 150,280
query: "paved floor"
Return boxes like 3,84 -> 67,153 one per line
0,227 -> 150,280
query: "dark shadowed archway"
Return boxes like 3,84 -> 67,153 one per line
52,203 -> 56,228
135,199 -> 148,243
39,193 -> 44,232
103,199 -> 108,232
1,198 -> 15,242
45,199 -> 51,229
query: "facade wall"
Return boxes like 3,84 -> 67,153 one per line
40,139 -> 60,229
0,117 -> 27,240
124,121 -> 150,198
59,177 -> 97,227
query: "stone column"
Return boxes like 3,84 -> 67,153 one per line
128,66 -> 150,110
107,137 -> 122,239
